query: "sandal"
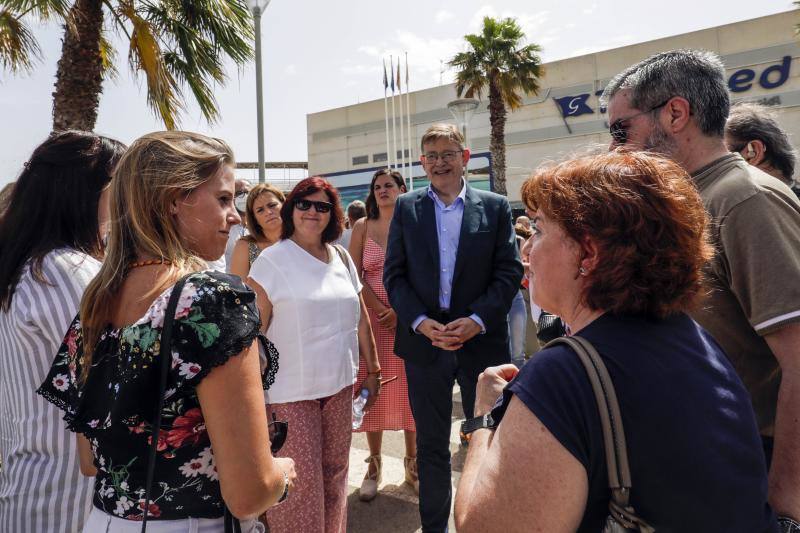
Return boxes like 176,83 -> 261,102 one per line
404,455 -> 419,494
359,454 -> 382,501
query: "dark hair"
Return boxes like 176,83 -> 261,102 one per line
280,177 -> 344,243
521,150 -> 713,319
0,131 -> 126,310
365,168 -> 406,219
244,183 -> 286,241
601,49 -> 729,137
347,200 -> 367,222
726,102 -> 796,181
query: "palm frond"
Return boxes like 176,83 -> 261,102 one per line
0,0 -> 71,20
99,27 -> 119,79
0,9 -> 40,72
138,0 -> 253,123
121,1 -> 183,129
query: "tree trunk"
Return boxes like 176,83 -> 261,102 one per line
52,0 -> 104,132
488,76 -> 507,195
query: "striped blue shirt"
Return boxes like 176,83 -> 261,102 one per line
0,248 -> 98,532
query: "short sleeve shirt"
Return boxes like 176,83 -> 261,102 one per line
690,154 -> 800,432
37,271 -> 275,520
492,313 -> 777,532
249,240 -> 363,404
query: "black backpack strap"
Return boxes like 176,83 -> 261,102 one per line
141,275 -> 189,532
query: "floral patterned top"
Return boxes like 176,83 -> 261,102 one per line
37,271 -> 278,520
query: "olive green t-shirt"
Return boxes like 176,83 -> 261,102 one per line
691,153 -> 800,434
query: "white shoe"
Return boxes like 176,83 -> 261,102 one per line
359,454 -> 382,502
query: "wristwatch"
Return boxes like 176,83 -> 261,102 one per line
779,516 -> 800,533
459,414 -> 496,444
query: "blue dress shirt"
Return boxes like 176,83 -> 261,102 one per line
412,180 -> 486,333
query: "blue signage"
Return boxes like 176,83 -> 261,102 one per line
551,55 -> 792,123
554,94 -> 594,117
728,56 -> 791,93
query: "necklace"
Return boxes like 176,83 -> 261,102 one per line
128,258 -> 172,270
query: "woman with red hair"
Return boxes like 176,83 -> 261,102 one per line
248,177 -> 380,532
454,151 -> 777,532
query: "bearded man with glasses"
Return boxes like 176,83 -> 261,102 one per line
384,123 -> 522,532
603,49 -> 800,531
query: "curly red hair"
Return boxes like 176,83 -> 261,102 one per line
521,150 -> 713,318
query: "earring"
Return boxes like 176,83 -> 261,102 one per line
579,267 -> 587,276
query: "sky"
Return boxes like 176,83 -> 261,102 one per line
0,0 -> 796,186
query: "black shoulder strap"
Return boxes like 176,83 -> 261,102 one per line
141,275 -> 189,532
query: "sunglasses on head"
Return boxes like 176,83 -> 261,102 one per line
294,199 -> 333,213
269,412 -> 288,454
609,99 -> 671,145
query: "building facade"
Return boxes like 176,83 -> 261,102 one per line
307,11 -> 800,206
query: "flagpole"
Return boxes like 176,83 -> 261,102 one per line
383,58 -> 391,170
390,56 -> 398,170
397,57 -> 406,180
405,52 -> 413,191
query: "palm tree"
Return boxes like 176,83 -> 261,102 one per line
0,0 -> 254,131
449,16 -> 543,195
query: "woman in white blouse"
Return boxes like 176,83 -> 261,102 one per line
248,177 -> 380,533
0,131 -> 125,533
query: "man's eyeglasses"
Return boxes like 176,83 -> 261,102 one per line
269,412 -> 288,454
234,191 -> 248,212
422,150 -> 463,163
294,199 -> 334,213
609,99 -> 670,145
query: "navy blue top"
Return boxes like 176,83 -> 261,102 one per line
492,312 -> 777,533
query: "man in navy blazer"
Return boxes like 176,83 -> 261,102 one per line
384,124 -> 523,531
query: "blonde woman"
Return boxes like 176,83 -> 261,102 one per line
37,131 -> 296,532
229,183 -> 284,280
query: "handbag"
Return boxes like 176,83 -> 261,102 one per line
543,336 -> 655,533
140,275 -> 255,533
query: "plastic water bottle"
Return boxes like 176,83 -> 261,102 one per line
352,389 -> 369,430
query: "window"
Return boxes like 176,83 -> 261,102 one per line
396,149 -> 410,159
352,155 -> 369,165
373,152 -> 388,163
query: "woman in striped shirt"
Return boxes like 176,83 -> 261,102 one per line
0,131 -> 125,532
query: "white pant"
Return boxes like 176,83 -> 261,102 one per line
83,507 -> 264,533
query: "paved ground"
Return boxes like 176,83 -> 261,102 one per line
345,387 -> 466,533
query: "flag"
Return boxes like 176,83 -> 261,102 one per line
383,59 -> 388,91
397,60 -> 401,92
553,94 -> 594,117
390,56 -> 395,93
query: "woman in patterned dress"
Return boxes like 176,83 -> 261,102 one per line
349,168 -> 417,501
230,183 -> 285,280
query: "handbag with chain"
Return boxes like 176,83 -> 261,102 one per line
544,336 -> 655,533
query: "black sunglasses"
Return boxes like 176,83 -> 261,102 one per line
294,199 -> 333,213
269,412 -> 288,454
609,99 -> 670,144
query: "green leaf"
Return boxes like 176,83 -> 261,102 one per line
185,321 -> 219,348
